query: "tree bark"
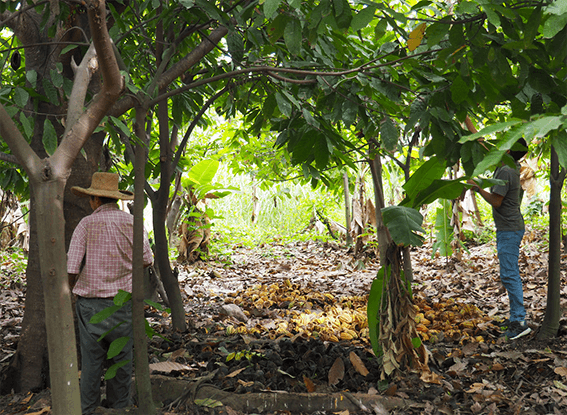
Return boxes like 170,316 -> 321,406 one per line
343,171 -> 353,246
150,84 -> 186,331
0,1 -> 124,408
132,107 -> 156,414
538,146 -> 565,340
367,145 -> 392,266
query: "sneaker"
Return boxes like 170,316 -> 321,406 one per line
503,321 -> 532,340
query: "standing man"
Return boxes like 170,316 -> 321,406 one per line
469,138 -> 530,340
67,172 -> 153,414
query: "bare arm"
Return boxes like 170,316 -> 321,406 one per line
468,180 -> 504,208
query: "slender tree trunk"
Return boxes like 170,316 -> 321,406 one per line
368,145 -> 392,267
132,108 -> 155,414
152,89 -> 186,331
343,171 -> 353,246
538,146 -> 565,339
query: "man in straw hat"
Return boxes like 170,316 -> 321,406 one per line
67,172 -> 153,414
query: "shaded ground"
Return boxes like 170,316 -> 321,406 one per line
1,227 -> 567,414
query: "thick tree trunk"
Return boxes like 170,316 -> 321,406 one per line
538,146 -> 565,340
0,188 -> 47,394
34,175 -> 81,414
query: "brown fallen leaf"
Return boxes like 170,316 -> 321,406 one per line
328,356 -> 345,386
303,375 -> 316,393
491,363 -> 505,371
226,367 -> 247,378
555,367 -> 567,377
349,351 -> 369,377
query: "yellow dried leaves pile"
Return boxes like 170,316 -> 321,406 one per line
222,279 -> 494,345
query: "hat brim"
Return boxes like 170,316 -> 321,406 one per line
71,186 -> 135,200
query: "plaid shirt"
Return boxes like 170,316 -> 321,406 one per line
67,203 -> 153,298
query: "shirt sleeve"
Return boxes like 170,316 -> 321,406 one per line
492,168 -> 511,197
67,220 -> 87,274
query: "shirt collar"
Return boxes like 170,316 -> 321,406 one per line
92,202 -> 120,214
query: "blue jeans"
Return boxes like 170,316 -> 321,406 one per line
496,230 -> 526,322
76,297 -> 133,415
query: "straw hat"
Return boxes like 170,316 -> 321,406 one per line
71,172 -> 134,200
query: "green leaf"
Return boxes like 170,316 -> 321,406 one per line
401,157 -> 446,206
50,68 -> 64,88
104,360 -> 130,381
195,398 -> 224,408
527,116 -> 563,138
227,30 -> 244,63
107,336 -> 130,359
61,44 -> 79,54
381,206 -> 425,247
551,131 -> 567,169
431,199 -> 453,258
543,14 -> 567,39
110,116 -> 131,137
42,78 -> 59,105
411,179 -> 465,207
19,112 -> 33,138
411,337 -> 422,348
275,92 -> 292,117
380,116 -> 398,150
26,70 -> 37,88
284,17 -> 302,56
114,290 -> 132,306
367,267 -> 387,357
42,119 -> 58,156
263,0 -> 283,19
451,75 -> 469,104
458,120 -> 523,143
13,87 -> 29,108
89,304 -> 122,324
426,21 -> 449,47
351,5 -> 376,32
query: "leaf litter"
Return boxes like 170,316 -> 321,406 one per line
1,228 -> 567,414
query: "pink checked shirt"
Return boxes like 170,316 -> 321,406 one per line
67,203 -> 153,298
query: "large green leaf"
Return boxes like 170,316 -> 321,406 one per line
412,179 -> 465,207
367,267 -> 387,357
401,156 -> 446,207
458,120 -> 523,143
431,199 -> 453,258
551,130 -> 567,169
381,206 -> 424,247
263,0 -> 283,19
351,5 -> 377,32
187,159 -> 220,187
284,17 -> 302,56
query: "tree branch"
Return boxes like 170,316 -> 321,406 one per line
54,0 -> 125,174
0,151 -> 21,166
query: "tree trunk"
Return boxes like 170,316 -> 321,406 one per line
151,89 -> 186,332
0,188 -> 47,394
367,146 -> 392,266
538,146 -> 565,340
343,172 -> 353,246
34,174 -> 81,414
132,109 -> 156,414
